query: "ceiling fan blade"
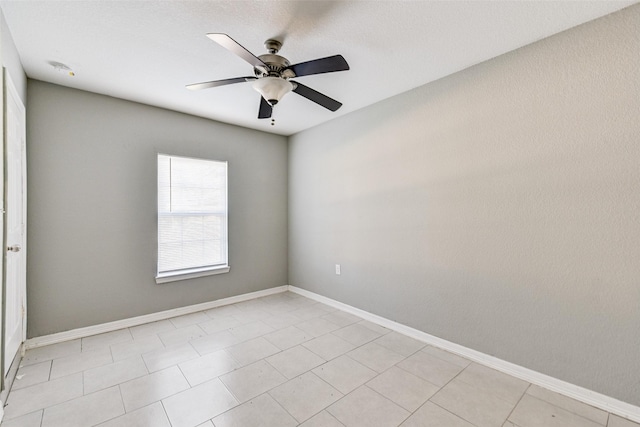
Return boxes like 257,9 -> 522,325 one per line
258,96 -> 273,119
186,76 -> 256,91
291,82 -> 342,112
207,33 -> 268,71
286,55 -> 349,77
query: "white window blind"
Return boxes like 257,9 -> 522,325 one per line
157,154 -> 228,281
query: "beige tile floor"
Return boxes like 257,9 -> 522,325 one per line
2,292 -> 638,427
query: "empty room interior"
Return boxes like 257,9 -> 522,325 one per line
0,1 -> 637,426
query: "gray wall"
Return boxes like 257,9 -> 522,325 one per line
289,5 -> 640,406
27,80 -> 288,337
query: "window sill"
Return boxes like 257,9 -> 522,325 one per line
156,265 -> 230,284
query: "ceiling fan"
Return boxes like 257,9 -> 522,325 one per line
187,34 -> 350,120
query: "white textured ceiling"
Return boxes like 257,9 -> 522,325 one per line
0,0 -> 635,136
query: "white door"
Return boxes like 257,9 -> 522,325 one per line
4,71 -> 26,377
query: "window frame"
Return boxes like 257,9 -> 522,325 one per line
155,153 -> 230,284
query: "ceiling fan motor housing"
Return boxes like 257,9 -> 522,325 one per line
255,54 -> 294,79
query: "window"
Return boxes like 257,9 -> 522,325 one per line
156,154 -> 229,283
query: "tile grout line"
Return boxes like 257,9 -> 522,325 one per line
119,369 -> 197,416
284,369 -> 345,425
429,399 -> 482,427
364,383 -> 414,425
94,384 -> 128,426
450,362 -> 531,407
502,382 -> 532,426
215,373 -> 242,418
175,361 -> 195,389
269,360 -> 345,423
46,360 -> 52,383
267,386 -> 310,425
159,399 -> 173,427
424,361 -> 480,426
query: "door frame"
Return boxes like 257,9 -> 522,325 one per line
1,68 -> 26,383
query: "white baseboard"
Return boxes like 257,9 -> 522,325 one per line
288,286 -> 640,423
24,286 -> 288,350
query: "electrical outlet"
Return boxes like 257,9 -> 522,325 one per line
335,264 -> 341,275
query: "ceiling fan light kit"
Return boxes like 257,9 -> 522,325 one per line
187,33 -> 349,120
252,77 -> 293,106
